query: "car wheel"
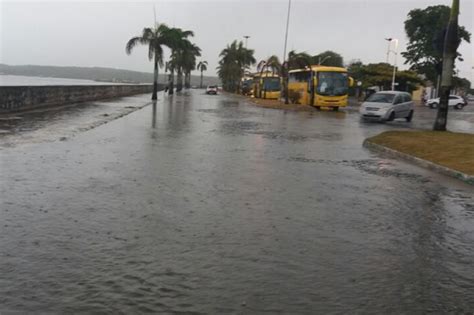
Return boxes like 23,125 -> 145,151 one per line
430,103 -> 438,109
388,111 -> 395,121
406,110 -> 413,122
332,107 -> 339,112
315,106 -> 321,111
454,103 -> 464,110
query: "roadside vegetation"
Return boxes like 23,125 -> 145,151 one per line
217,1 -> 470,132
367,131 -> 474,176
125,23 -> 201,99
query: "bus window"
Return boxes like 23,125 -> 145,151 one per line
316,72 -> 348,96
289,71 -> 310,83
263,77 -> 281,91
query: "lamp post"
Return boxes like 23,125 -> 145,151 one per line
243,35 -> 250,49
282,0 -> 292,104
384,38 -> 392,63
385,38 -> 398,91
390,39 -> 398,91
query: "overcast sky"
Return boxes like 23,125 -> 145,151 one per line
1,0 -> 473,81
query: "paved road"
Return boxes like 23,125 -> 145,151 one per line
1,91 -> 473,313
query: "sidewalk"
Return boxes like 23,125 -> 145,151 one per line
0,93 -> 154,148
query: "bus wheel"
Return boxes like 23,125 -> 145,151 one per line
332,107 -> 339,112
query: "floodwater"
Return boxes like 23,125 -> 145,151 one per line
1,91 -> 473,313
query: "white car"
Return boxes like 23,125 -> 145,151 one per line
206,85 -> 218,95
426,95 -> 467,109
360,91 -> 414,122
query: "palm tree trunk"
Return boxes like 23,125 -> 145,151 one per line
185,72 -> 191,89
433,0 -> 459,131
168,69 -> 174,95
284,62 -> 289,104
200,71 -> 203,89
176,68 -> 183,92
152,56 -> 158,100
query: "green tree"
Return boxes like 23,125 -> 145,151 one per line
172,41 -> 201,90
197,61 -> 208,88
348,62 -> 424,92
165,28 -> 195,94
402,5 -> 470,84
453,76 -> 471,93
256,55 -> 282,98
184,43 -> 201,89
281,50 -> 312,104
312,51 -> 344,67
217,40 -> 256,92
125,24 -> 171,100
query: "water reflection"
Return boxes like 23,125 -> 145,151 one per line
151,100 -> 157,129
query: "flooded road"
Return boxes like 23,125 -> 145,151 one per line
1,91 -> 473,313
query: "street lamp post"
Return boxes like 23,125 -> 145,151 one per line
391,39 -> 398,91
282,0 -> 292,104
385,38 -> 398,91
384,38 -> 392,63
241,35 -> 251,94
243,35 -> 250,49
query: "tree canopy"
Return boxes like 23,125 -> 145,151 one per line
402,5 -> 470,83
348,61 -> 424,92
217,40 -> 256,92
312,51 -> 344,67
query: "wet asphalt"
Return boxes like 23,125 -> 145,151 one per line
1,90 -> 473,314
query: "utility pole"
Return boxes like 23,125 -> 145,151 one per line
385,38 -> 392,63
434,0 -> 460,131
243,35 -> 250,49
391,39 -> 398,91
283,0 -> 292,104
385,38 -> 398,91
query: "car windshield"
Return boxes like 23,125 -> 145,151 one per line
366,93 -> 395,103
208,86 -> 217,89
263,77 -> 280,91
316,72 -> 348,96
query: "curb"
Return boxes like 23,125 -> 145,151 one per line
363,139 -> 474,186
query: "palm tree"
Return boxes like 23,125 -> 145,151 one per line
165,28 -> 195,94
197,61 -> 208,88
217,40 -> 256,92
182,43 -> 201,89
282,50 -> 312,104
126,23 -> 171,100
257,55 -> 282,98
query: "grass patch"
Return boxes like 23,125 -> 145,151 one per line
368,130 -> 474,175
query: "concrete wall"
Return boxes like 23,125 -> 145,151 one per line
0,84 -> 158,112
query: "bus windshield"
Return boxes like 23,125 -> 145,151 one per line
263,77 -> 281,91
316,72 -> 348,96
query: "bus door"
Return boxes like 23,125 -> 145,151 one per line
307,71 -> 315,106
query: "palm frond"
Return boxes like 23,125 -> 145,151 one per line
125,36 -> 142,55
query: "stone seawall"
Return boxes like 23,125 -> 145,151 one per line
0,84 -> 158,112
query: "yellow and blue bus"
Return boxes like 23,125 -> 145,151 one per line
288,66 -> 353,110
253,72 -> 281,100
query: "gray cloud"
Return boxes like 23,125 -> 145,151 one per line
1,0 -> 472,81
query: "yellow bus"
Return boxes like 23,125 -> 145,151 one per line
253,72 -> 281,100
288,66 -> 353,110
240,76 -> 254,96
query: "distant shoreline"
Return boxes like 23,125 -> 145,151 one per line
0,64 -> 220,86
